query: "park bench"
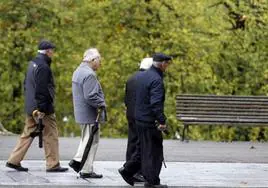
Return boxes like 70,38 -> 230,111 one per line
176,94 -> 268,141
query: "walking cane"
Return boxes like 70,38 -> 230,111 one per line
77,109 -> 102,178
156,121 -> 169,168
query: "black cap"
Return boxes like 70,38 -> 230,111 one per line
38,40 -> 55,50
152,53 -> 172,62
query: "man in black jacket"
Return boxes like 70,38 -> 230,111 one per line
6,40 -> 68,172
124,58 -> 153,182
119,53 -> 172,188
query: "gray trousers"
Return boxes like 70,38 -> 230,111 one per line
73,124 -> 99,173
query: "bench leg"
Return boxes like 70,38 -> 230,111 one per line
181,125 -> 189,142
182,125 -> 186,141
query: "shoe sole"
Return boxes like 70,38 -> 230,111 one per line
46,169 -> 69,172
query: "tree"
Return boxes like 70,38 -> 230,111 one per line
0,0 -> 267,140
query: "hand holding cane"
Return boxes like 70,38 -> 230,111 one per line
30,110 -> 45,148
156,122 -> 169,168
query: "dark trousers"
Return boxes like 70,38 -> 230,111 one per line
124,120 -> 163,185
123,117 -> 141,175
126,116 -> 139,161
138,122 -> 163,185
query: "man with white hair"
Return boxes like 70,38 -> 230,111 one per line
6,40 -> 68,172
119,53 -> 172,188
69,48 -> 106,179
120,57 -> 153,183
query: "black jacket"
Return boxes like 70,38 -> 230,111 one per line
24,53 -> 55,115
135,66 -> 166,126
124,70 -> 144,119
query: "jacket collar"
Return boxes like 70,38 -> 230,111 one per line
35,53 -> 52,66
151,65 -> 163,78
80,62 -> 96,75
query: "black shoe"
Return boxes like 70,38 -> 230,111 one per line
118,167 -> 134,186
46,165 -> 69,172
144,182 -> 168,188
79,172 -> 103,178
69,160 -> 81,173
6,162 -> 28,172
133,173 -> 145,182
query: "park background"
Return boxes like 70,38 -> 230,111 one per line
0,0 -> 267,141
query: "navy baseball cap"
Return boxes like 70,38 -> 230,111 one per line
152,53 -> 172,62
38,40 -> 56,50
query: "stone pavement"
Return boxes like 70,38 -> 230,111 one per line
0,136 -> 268,187
1,161 -> 268,188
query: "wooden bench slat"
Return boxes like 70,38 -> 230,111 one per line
176,108 -> 268,113
176,114 -> 268,119
176,95 -> 268,101
176,105 -> 268,111
178,117 -> 268,123
182,122 -> 268,125
176,100 -> 268,105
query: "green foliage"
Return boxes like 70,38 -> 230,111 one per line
0,0 -> 267,140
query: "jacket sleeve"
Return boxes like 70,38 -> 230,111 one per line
124,79 -> 129,107
150,79 -> 166,125
83,74 -> 105,108
124,83 -> 127,107
35,65 -> 51,113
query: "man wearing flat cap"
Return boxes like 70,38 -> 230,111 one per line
6,40 -> 68,172
118,53 -> 171,188
69,48 -> 106,179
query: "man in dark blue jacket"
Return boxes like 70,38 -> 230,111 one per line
6,40 -> 68,172
119,53 -> 172,188
124,58 -> 153,183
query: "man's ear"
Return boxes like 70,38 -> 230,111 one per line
159,63 -> 164,71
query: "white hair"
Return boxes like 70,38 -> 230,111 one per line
140,58 -> 153,70
83,48 -> 101,63
152,61 -> 163,67
37,50 -> 47,54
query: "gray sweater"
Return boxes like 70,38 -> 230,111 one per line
72,62 -> 106,124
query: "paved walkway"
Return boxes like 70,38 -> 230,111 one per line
1,161 -> 268,187
0,136 -> 267,187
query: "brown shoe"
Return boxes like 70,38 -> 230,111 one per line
6,162 -> 28,172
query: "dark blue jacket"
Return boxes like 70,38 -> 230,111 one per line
135,66 -> 166,126
124,70 -> 145,119
24,53 -> 55,115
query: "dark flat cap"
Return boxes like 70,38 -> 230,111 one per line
38,40 -> 55,50
152,53 -> 172,62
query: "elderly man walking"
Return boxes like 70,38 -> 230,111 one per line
119,53 -> 172,188
6,40 -> 68,172
69,48 -> 106,179
123,57 -> 153,183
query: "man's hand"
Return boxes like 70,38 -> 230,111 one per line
157,124 -> 167,131
98,104 -> 106,111
32,110 -> 45,119
99,105 -> 106,110
157,124 -> 169,135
